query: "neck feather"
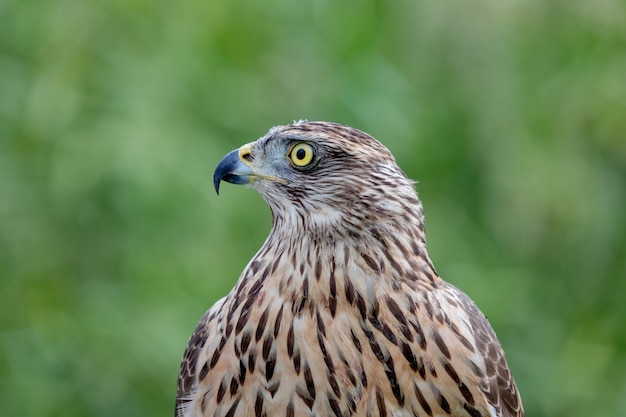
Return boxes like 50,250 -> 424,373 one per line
233,202 -> 439,318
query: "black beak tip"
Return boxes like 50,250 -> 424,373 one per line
213,149 -> 242,195
213,173 -> 222,195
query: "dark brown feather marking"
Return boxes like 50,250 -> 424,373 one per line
248,259 -> 260,275
345,278 -> 355,305
328,395 -> 343,417
361,324 -> 385,362
225,321 -> 234,340
262,335 -> 273,360
338,350 -> 357,386
200,391 -> 209,413
376,388 -> 387,417
317,309 -> 327,337
355,292 -> 367,320
286,400 -> 295,417
371,229 -> 398,270
443,361 -> 460,383
438,393 -> 451,414
273,304 -> 284,337
423,300 -> 434,320
240,331 -> 252,354
432,329 -> 451,359
390,235 -> 410,259
419,263 -> 436,283
329,264 -> 337,317
459,382 -> 474,404
317,332 -> 335,374
265,352 -> 276,380
296,278 -> 308,314
400,342 -> 419,372
233,339 -> 241,358
293,349 -> 301,374
315,260 -> 322,281
303,362 -> 316,402
386,297 -> 408,326
456,333 -> 475,353
430,363 -> 437,377
398,323 -> 412,340
238,359 -> 246,384
255,391 -> 264,417
199,361 -> 209,380
409,320 -> 427,350
346,393 -> 357,414
350,328 -> 362,353
287,322 -> 295,357
255,308 -> 270,341
209,345 -> 223,369
360,364 -> 368,388
381,323 -> 398,345
247,348 -> 256,373
463,403 -> 483,417
230,376 -> 239,395
248,278 -> 264,298
467,359 -> 485,379
216,379 -> 227,403
296,385 -> 315,409
369,314 -> 383,332
328,372 -> 341,397
270,255 -> 281,275
414,384 -> 433,416
224,398 -> 240,417
384,355 -> 404,406
416,357 -> 426,379
361,253 -> 380,272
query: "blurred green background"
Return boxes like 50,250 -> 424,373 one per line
1,0 -> 625,416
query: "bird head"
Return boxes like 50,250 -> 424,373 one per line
213,121 -> 424,237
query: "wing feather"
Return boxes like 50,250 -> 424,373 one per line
175,298 -> 225,416
456,289 -> 523,417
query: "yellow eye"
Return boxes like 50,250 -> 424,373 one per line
288,142 -> 316,168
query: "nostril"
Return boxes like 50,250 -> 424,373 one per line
238,144 -> 255,163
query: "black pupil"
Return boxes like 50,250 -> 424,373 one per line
296,148 -> 307,160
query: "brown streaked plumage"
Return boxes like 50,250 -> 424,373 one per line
176,121 -> 524,417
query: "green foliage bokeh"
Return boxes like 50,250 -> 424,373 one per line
1,1 -> 625,416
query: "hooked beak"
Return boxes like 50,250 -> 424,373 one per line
213,143 -> 287,194
213,144 -> 255,195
